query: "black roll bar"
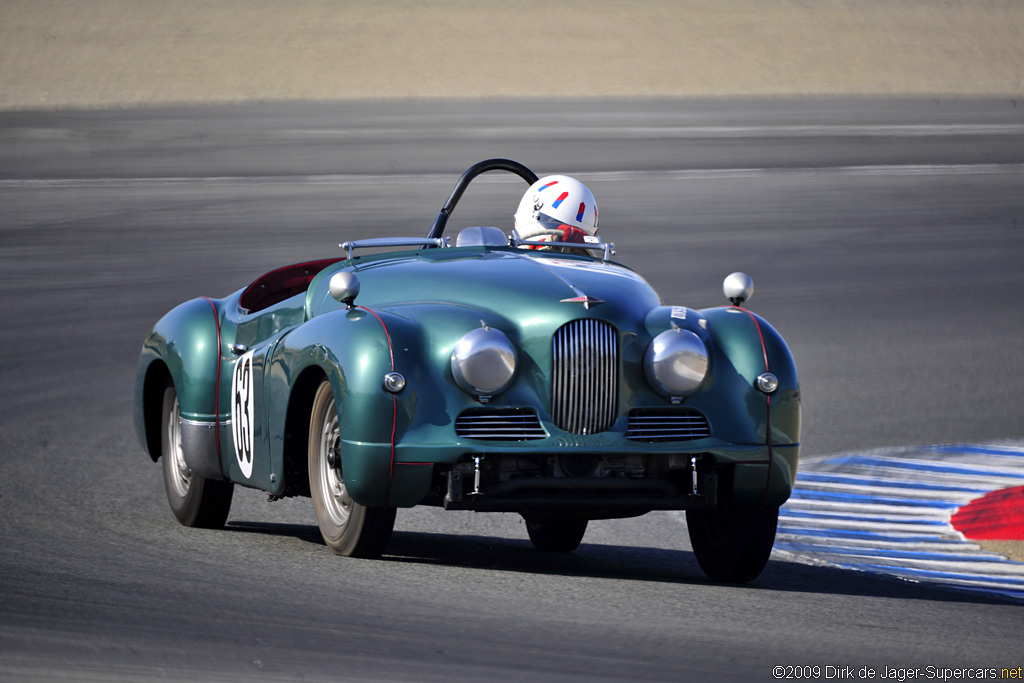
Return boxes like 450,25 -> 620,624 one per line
426,159 -> 539,240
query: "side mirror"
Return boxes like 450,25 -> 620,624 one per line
329,272 -> 360,308
723,272 -> 754,307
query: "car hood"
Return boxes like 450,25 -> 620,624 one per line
309,247 -> 664,331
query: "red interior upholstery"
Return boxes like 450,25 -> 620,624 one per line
239,257 -> 345,313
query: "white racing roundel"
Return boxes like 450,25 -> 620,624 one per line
231,350 -> 255,478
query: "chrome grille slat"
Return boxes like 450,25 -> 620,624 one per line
552,319 -> 618,434
625,409 -> 711,442
455,409 -> 546,440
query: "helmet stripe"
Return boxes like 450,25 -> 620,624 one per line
576,203 -> 586,222
551,191 -> 569,209
538,181 -> 559,192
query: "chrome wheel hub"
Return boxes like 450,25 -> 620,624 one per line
317,395 -> 352,528
167,396 -> 192,498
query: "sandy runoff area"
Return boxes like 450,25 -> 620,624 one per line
1,0 -> 1023,109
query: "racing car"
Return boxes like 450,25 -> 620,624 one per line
133,158 -> 799,582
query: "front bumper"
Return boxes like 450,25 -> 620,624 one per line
344,435 -> 799,511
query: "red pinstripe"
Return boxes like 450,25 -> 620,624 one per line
358,306 -> 398,504
201,297 -> 223,459
728,305 -> 774,505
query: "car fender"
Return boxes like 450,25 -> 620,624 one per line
134,297 -> 222,462
699,306 -> 800,506
268,306 -> 401,506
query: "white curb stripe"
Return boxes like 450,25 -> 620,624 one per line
774,441 -> 1024,601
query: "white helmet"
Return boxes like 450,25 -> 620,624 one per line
514,175 -> 599,242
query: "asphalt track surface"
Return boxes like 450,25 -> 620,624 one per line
1,99 -> 1023,681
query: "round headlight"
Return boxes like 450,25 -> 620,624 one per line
451,327 -> 517,400
644,329 -> 708,399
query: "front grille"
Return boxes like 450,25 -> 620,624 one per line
552,319 -> 618,434
455,408 -> 546,440
625,409 -> 711,442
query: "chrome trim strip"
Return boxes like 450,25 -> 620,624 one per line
509,229 -> 616,261
340,237 -> 448,259
179,417 -> 225,480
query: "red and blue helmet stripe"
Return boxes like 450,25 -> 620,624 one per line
545,192 -> 589,225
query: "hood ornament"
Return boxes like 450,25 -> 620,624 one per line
560,294 -> 605,309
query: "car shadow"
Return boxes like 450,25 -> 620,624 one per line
223,520 -> 1019,606
226,520 -> 325,545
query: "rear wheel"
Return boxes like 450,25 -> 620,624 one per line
309,381 -> 395,558
525,517 -> 589,552
160,383 -> 233,528
686,504 -> 778,583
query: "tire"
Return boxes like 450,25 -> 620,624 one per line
525,517 -> 588,552
308,381 -> 396,558
686,504 -> 778,583
160,384 -> 234,529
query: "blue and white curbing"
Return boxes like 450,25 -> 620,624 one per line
772,441 -> 1024,601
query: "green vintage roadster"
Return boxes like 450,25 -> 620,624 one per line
133,159 -> 799,582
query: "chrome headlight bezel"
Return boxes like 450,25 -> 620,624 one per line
450,327 -> 518,401
643,328 -> 709,401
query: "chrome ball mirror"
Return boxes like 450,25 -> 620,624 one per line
723,272 -> 754,307
329,272 -> 361,308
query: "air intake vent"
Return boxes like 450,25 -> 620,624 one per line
455,408 -> 546,440
625,409 -> 711,442
552,319 -> 618,434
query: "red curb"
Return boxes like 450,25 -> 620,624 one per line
951,486 -> 1024,540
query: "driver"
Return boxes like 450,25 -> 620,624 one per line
513,175 -> 598,253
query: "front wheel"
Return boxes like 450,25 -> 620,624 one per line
309,381 -> 395,558
160,383 -> 233,528
524,517 -> 588,552
686,504 -> 778,583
